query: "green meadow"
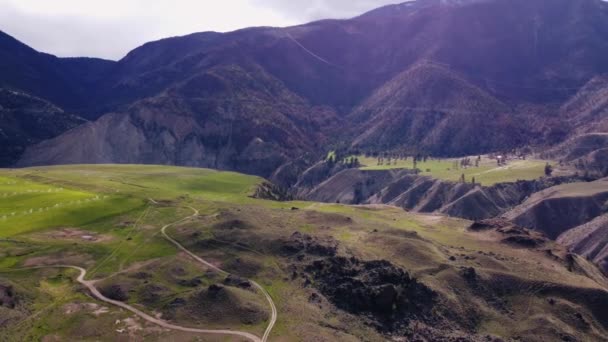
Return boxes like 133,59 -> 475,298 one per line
356,155 -> 548,186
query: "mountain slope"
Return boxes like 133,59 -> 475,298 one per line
0,31 -> 114,118
0,89 -> 85,166
504,178 -> 608,239
558,215 -> 608,274
18,63 -> 340,176
348,63 -> 523,155
9,0 -> 608,172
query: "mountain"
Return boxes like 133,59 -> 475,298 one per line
0,89 -> 85,166
0,31 -> 114,118
17,63 -> 340,175
347,63 -> 523,156
8,0 -> 608,176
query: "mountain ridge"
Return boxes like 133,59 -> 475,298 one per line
4,0 -> 608,177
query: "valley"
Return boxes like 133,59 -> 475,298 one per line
1,0 -> 608,340
0,165 -> 607,341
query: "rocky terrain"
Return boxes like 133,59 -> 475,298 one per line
0,89 -> 85,166
0,0 -> 607,176
558,215 -> 608,274
300,167 -> 584,220
504,178 -> 608,239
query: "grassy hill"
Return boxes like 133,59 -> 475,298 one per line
0,165 -> 607,341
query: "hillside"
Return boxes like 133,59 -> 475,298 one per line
2,0 -> 608,173
0,165 -> 607,341
0,89 -> 86,166
17,64 -> 340,177
0,31 -> 114,118
504,178 -> 608,239
558,215 -> 608,274
348,63 -> 520,155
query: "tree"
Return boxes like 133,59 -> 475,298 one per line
544,163 -> 554,177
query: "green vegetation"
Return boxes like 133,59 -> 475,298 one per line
356,155 -> 549,186
0,164 -> 605,342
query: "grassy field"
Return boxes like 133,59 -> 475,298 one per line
0,164 -> 606,341
357,155 -> 549,186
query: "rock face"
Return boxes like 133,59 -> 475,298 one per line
17,64 -> 337,177
558,215 -> 608,274
283,232 -> 435,332
300,168 -> 582,221
504,178 -> 608,239
469,219 -> 549,248
0,284 -> 16,309
305,257 -> 436,326
99,284 -> 129,302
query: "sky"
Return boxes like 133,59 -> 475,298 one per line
0,0 -> 398,60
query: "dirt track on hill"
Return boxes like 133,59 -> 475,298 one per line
54,265 -> 262,342
160,206 -> 278,342
15,204 -> 277,342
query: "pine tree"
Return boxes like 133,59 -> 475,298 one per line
544,163 -> 554,177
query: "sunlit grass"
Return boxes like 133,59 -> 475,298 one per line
356,155 -> 548,186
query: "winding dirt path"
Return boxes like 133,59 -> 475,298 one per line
160,206 -> 278,342
51,265 -> 262,342
12,204 -> 277,342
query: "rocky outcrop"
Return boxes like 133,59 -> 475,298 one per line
282,232 -> 435,332
558,215 -> 608,274
0,284 -> 16,309
305,168 -> 413,204
504,179 -> 608,239
252,181 -> 292,201
305,257 -> 435,330
300,168 -> 583,221
469,219 -> 550,248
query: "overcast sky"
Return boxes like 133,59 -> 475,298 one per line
0,0 -> 398,60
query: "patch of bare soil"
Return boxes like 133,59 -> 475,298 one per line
212,219 -> 256,231
302,210 -> 354,226
63,302 -> 109,316
23,253 -> 92,267
38,228 -> 112,243
469,219 -> 548,248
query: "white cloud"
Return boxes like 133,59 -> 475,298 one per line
0,0 -> 301,60
251,0 -> 399,21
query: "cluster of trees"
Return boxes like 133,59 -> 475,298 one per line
456,156 -> 481,169
374,151 -> 430,166
544,163 -> 553,177
327,154 -> 360,169
459,174 -> 478,184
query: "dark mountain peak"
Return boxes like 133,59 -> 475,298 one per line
0,30 -> 36,53
0,88 -> 85,166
